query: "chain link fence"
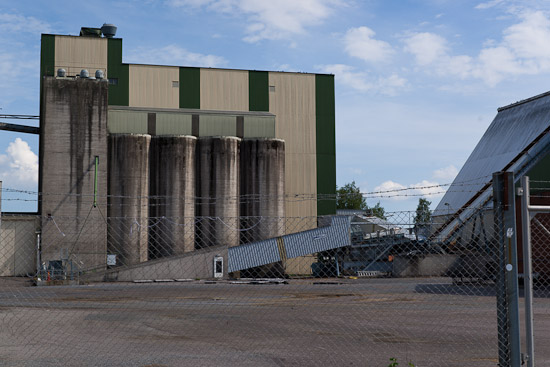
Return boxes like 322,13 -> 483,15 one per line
1,191 -> 550,366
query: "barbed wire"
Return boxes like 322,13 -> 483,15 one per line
0,174 -> 493,199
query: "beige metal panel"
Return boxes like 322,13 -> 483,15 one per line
199,114 -> 237,137
200,69 -> 249,111
285,153 -> 317,232
108,110 -> 148,134
129,65 -> 180,109
54,36 -> 107,77
156,113 -> 193,135
243,116 -> 276,138
269,72 -> 316,154
269,72 -> 317,224
285,255 -> 315,275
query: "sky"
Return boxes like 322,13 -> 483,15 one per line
1,0 -> 550,213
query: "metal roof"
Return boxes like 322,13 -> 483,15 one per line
435,91 -> 550,215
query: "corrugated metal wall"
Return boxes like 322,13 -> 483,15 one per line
227,216 -> 350,273
108,108 -> 275,138
156,113 -> 193,135
199,114 -> 236,136
269,72 -> 317,227
108,110 -> 148,134
243,116 -> 276,138
129,65 -> 180,108
54,36 -> 108,77
200,69 -> 249,111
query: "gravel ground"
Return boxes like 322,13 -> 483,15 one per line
0,277 -> 548,367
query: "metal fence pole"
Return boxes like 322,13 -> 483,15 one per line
521,176 -> 535,367
493,171 -> 522,367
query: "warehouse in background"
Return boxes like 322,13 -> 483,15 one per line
33,24 -> 336,278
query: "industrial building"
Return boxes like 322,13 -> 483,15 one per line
433,91 -> 550,280
28,25 -> 338,280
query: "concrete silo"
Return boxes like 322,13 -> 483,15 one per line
240,138 -> 285,242
149,135 -> 196,258
240,138 -> 286,277
108,134 -> 151,266
196,136 -> 240,249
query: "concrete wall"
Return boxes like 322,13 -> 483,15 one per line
0,215 -> 39,277
85,245 -> 229,282
40,77 -> 108,271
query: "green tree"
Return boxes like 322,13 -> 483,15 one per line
370,202 -> 386,220
414,198 -> 432,240
336,182 -> 386,219
336,181 -> 367,210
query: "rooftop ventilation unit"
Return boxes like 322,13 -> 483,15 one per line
101,24 -> 117,38
80,27 -> 102,37
95,70 -> 105,79
57,68 -> 66,77
80,69 -> 89,79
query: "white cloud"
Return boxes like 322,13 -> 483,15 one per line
372,165 -> 459,202
432,165 -> 458,181
344,26 -> 394,63
372,180 -> 444,201
318,64 -> 407,95
0,13 -> 52,34
403,32 -> 448,66
402,11 -> 550,86
0,138 -> 38,188
475,0 -> 505,10
166,0 -> 343,42
126,44 -> 227,67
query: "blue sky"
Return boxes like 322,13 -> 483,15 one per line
1,0 -> 550,213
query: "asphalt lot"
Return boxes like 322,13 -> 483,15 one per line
0,277 -> 549,367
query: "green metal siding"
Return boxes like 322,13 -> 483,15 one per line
526,153 -> 550,192
199,115 -> 236,137
107,38 -> 129,106
315,74 -> 336,216
180,67 -> 200,109
107,110 -> 148,134
156,113 -> 193,135
249,71 -> 269,112
243,116 -> 276,138
40,35 -> 55,79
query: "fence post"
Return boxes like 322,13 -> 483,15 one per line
493,171 -> 522,367
520,176 -> 535,367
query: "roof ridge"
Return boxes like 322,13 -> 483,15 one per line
498,90 -> 550,112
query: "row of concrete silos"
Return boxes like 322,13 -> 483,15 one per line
107,134 -> 285,266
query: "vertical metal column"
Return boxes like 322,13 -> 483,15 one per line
493,171 -> 522,367
520,176 -> 535,367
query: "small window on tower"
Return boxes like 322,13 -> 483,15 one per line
172,81 -> 180,88
269,85 -> 276,92
108,78 -> 118,85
